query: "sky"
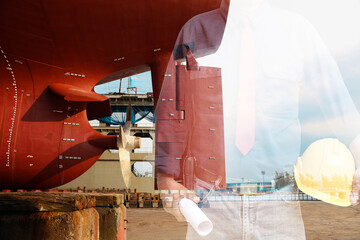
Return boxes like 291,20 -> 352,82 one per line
94,71 -> 153,94
267,0 -> 360,182
276,0 -> 360,153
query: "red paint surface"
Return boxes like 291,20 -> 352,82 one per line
156,51 -> 226,189
0,0 -> 220,189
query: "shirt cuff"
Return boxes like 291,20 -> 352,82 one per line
349,134 -> 360,168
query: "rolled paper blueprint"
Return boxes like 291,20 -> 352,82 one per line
179,198 -> 213,237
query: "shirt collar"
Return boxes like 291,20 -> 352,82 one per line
224,0 -> 270,27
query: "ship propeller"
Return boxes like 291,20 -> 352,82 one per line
118,97 -> 141,189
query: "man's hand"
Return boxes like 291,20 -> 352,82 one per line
351,169 -> 360,204
157,173 -> 200,222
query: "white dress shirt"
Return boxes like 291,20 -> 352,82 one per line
185,0 -> 360,183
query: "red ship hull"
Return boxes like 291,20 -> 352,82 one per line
0,0 -> 221,189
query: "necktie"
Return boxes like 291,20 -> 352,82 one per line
235,17 -> 255,155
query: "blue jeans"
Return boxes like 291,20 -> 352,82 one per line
186,190 -> 306,240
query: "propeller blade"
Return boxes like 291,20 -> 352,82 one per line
117,95 -> 142,189
118,125 -> 127,149
123,121 -> 131,136
124,97 -> 132,135
119,147 -> 131,189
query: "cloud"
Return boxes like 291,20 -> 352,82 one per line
301,113 -> 360,143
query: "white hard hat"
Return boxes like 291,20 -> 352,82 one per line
294,138 -> 355,207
